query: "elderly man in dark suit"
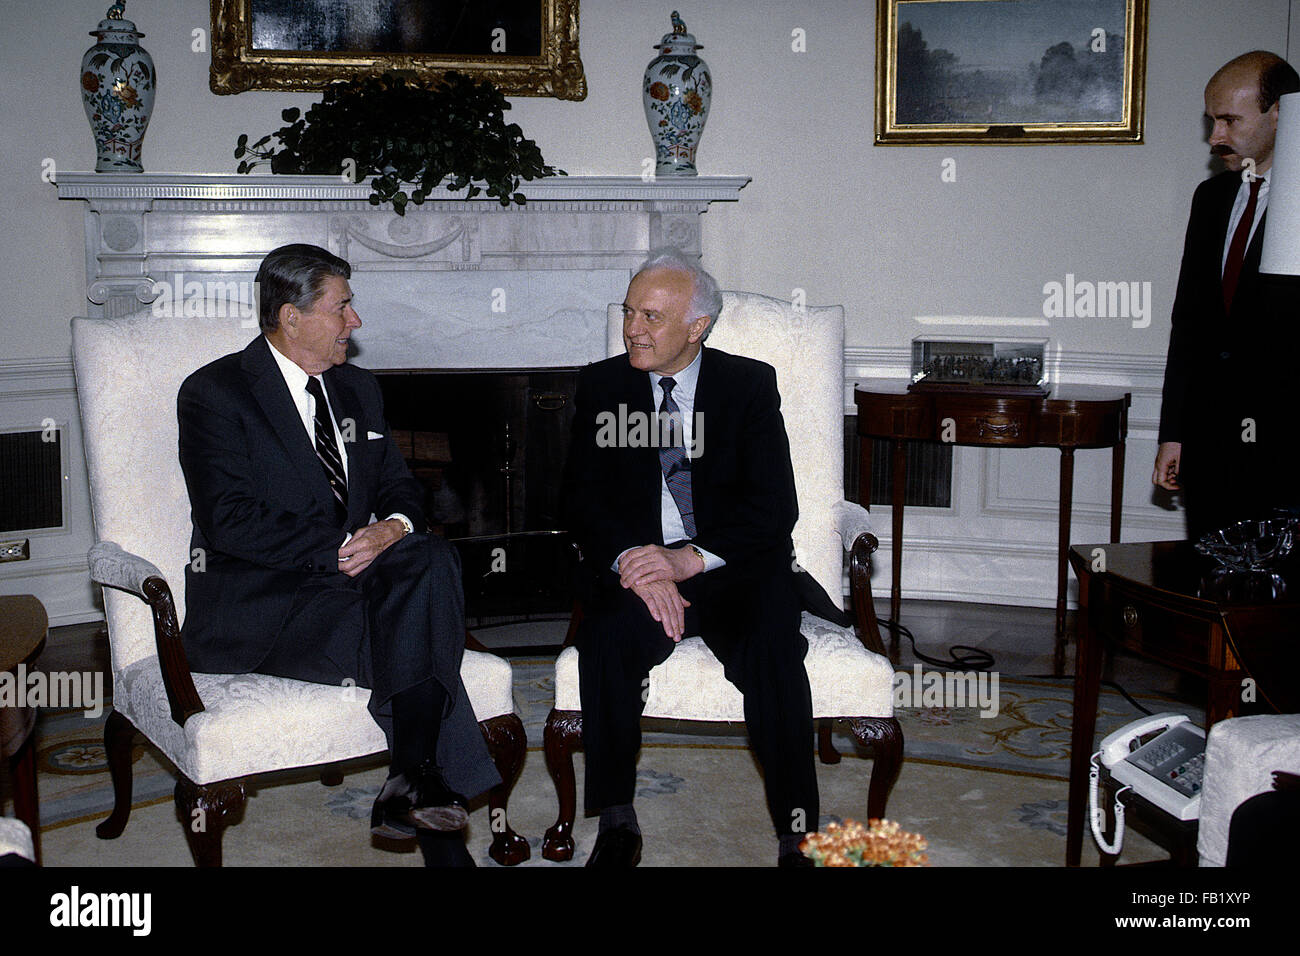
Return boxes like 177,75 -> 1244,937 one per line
1154,51 -> 1300,539
177,243 -> 497,866
563,249 -> 820,867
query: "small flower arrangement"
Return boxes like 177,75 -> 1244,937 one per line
798,818 -> 929,867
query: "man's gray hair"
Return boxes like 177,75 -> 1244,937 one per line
637,248 -> 724,338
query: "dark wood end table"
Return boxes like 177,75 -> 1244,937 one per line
1,594 -> 48,864
1066,540 -> 1300,866
855,382 -> 1131,659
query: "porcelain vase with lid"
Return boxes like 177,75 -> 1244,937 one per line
80,1 -> 156,172
643,11 -> 711,177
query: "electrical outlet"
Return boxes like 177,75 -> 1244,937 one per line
0,539 -> 31,562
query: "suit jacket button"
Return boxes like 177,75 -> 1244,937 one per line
1220,351 -> 1231,359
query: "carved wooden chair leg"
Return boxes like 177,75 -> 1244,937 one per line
847,716 -> 904,819
174,776 -> 247,867
482,714 -> 530,866
95,709 -> 138,839
542,709 -> 582,861
817,719 -> 841,764
319,763 -> 344,787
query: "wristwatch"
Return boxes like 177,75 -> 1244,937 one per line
687,544 -> 706,568
391,514 -> 415,536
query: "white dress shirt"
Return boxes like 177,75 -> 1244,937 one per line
265,337 -> 411,539
266,337 -> 349,478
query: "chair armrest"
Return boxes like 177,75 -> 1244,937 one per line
89,541 -> 165,598
830,502 -> 888,657
88,542 -> 205,727
832,500 -> 877,554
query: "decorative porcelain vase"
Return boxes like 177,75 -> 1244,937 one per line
80,2 -> 156,172
643,11 -> 711,177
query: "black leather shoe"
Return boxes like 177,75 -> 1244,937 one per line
778,850 -> 815,867
586,826 -> 642,867
371,764 -> 469,840
371,774 -> 419,841
408,762 -> 470,832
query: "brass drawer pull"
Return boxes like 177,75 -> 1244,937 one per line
1122,605 -> 1139,628
976,418 -> 1021,438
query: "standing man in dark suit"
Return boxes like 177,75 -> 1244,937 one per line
177,243 -> 498,866
1154,51 -> 1300,539
563,249 -> 818,867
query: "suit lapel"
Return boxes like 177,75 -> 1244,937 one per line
241,337 -> 336,518
692,348 -> 717,489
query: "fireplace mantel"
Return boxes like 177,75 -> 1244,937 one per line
56,172 -> 749,369
55,172 -> 751,205
56,173 -> 748,311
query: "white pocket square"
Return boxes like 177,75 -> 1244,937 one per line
367,431 -> 384,440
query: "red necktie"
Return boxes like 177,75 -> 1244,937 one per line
1222,177 -> 1262,313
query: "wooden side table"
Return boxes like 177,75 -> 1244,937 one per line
0,594 -> 47,865
855,382 -> 1130,657
1065,541 -> 1299,866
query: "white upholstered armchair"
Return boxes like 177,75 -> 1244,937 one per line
541,291 -> 902,860
72,311 -> 529,866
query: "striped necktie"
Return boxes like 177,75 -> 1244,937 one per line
305,376 -> 348,525
658,377 -> 696,538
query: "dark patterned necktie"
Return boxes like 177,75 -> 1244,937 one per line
305,376 -> 348,525
1222,176 -> 1262,313
658,377 -> 696,538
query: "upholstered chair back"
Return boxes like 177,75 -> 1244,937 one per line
73,311 -> 263,674
606,291 -> 846,607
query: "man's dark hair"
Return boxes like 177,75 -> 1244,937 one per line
1258,54 -> 1300,112
256,243 -> 352,332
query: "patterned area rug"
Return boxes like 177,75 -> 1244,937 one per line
30,659 -> 1194,865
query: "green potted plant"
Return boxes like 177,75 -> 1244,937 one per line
235,72 -> 563,215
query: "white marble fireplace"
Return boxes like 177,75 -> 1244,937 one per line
15,173 -> 746,623
56,173 -> 749,371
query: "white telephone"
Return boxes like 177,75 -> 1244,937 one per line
1089,713 -> 1206,855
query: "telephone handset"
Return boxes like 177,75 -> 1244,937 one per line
1089,712 -> 1206,855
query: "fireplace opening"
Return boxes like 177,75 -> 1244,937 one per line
377,369 -> 580,629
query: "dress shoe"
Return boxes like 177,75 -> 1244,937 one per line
778,850 -> 815,867
408,762 -> 470,832
371,763 -> 468,840
586,825 -> 642,867
371,773 -> 419,841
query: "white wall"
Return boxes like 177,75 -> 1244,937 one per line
0,0 -> 1293,620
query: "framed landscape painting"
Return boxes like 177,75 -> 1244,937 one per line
875,0 -> 1147,144
210,0 -> 586,99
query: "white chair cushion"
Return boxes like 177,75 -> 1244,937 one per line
1197,713 -> 1300,866
0,817 -> 34,862
554,612 -> 894,722
114,648 -> 515,785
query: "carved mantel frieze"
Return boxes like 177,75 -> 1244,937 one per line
55,173 -> 749,321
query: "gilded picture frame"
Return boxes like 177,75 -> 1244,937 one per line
210,0 -> 587,100
875,0 -> 1147,145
